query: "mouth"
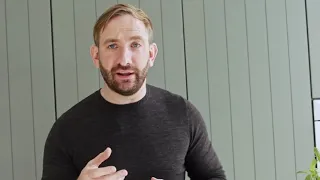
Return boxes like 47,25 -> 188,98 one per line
115,72 -> 135,79
116,72 -> 134,76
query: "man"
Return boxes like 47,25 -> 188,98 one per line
41,3 -> 226,180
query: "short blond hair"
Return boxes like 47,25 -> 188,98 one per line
93,3 -> 153,46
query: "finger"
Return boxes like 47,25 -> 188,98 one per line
87,147 -> 112,168
88,166 -> 117,178
102,169 -> 128,179
151,177 -> 163,180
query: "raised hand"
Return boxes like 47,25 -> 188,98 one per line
151,177 -> 163,180
77,147 -> 128,180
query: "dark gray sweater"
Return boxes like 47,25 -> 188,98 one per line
41,84 -> 226,180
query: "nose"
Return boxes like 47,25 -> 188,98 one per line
119,47 -> 132,66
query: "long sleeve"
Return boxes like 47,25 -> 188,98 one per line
185,101 -> 227,180
41,120 -> 79,180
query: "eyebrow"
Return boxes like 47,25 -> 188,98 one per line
102,35 -> 144,45
129,35 -> 144,41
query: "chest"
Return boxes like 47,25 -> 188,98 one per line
72,119 -> 189,180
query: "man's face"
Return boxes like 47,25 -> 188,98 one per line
90,14 -> 157,96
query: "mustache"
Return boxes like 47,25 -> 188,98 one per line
111,64 -> 137,72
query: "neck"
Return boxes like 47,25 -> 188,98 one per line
100,81 -> 147,105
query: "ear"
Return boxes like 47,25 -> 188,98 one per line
148,43 -> 158,67
90,44 -> 100,68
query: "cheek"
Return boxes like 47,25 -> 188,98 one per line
99,52 -> 116,69
132,48 -> 149,65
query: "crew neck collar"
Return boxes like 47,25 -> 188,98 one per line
96,84 -> 151,109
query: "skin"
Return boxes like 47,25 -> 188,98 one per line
90,14 -> 158,105
79,14 -> 161,180
77,147 -> 162,180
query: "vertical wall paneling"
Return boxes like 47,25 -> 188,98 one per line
203,0 -> 234,179
74,0 -> 99,101
117,0 -> 139,8
161,0 -> 187,98
52,0 -> 78,117
0,0 -> 13,179
95,0 -> 118,88
28,0 -> 56,178
245,0 -> 276,179
182,0 -> 211,138
266,0 -> 296,179
286,0 -> 314,177
95,0 -> 118,17
6,0 -> 36,179
306,0 -> 320,98
140,0 -> 166,89
224,0 -> 255,179
1,0 -> 315,179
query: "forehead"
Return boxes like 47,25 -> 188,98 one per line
100,14 -> 149,41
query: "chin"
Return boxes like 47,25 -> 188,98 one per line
116,82 -> 135,89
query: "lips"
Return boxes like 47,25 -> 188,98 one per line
116,72 -> 133,76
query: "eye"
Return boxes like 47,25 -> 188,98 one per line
107,43 -> 118,49
131,42 -> 141,48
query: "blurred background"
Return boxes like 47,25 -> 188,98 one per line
0,0 -> 319,180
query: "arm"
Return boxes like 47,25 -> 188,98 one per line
184,101 -> 227,180
41,120 -> 79,180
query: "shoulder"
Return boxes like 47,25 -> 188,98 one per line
147,84 -> 188,106
146,85 -> 207,136
52,90 -> 101,132
57,90 -> 101,121
46,90 -> 101,143
147,84 -> 198,117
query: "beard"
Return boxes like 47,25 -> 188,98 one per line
99,60 -> 150,96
